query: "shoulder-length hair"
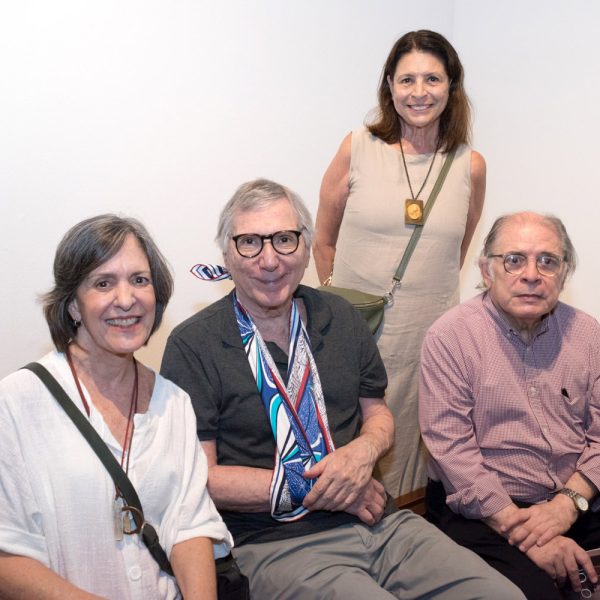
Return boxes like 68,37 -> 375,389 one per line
367,30 -> 471,153
42,214 -> 173,353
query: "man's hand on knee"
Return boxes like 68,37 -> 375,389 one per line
503,497 -> 577,552
484,503 -> 529,538
344,478 -> 386,525
526,536 -> 596,593
302,443 -> 374,512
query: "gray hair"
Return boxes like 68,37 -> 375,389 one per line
478,211 -> 577,287
42,214 -> 173,352
216,178 -> 314,253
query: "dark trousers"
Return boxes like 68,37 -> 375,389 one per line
426,480 -> 600,600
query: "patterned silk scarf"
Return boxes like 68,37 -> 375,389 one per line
233,293 -> 335,521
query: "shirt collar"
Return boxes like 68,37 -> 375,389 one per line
482,291 -> 551,341
221,285 -> 331,350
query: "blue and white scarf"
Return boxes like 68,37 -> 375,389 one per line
233,293 -> 335,521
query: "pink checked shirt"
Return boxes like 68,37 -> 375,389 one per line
419,292 -> 600,520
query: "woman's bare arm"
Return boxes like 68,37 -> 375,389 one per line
0,552 -> 102,600
459,150 -> 486,267
313,133 -> 352,283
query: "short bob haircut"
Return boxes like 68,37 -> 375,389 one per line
367,29 -> 471,153
478,211 -> 577,287
216,178 -> 314,254
42,214 -> 174,353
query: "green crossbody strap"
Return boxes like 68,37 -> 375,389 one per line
392,149 -> 456,284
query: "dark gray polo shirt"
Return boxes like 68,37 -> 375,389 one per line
161,284 -> 389,545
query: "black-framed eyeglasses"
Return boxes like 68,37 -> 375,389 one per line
231,230 -> 303,258
488,253 -> 565,277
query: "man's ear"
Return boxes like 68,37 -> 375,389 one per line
558,271 -> 568,293
479,258 -> 494,288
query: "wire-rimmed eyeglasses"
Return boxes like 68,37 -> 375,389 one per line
487,253 -> 565,277
232,230 -> 303,258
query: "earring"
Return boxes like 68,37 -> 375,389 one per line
72,319 -> 81,328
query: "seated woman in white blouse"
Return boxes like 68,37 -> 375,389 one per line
0,214 -> 232,599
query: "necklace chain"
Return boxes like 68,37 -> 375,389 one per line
66,347 -> 139,480
399,138 -> 438,201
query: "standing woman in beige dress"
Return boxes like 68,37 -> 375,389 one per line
313,30 -> 486,498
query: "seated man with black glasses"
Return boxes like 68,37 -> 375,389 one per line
419,211 -> 600,600
161,178 -> 524,599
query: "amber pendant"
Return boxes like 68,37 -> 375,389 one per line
113,496 -> 124,541
405,199 -> 424,225
121,504 -> 143,534
123,508 -> 135,534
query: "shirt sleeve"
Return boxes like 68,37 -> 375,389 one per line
159,387 -> 233,558
0,381 -> 49,563
419,328 -> 513,519
354,306 -> 387,399
576,332 -> 600,490
161,331 -> 220,440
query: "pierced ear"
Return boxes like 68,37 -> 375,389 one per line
68,299 -> 81,323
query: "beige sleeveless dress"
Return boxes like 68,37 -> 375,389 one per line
332,126 -> 472,496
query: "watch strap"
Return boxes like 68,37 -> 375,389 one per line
558,487 -> 589,513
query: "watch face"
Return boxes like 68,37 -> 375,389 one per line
576,496 -> 589,511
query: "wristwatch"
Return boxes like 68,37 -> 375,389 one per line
558,488 -> 589,514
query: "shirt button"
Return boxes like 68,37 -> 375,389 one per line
129,565 -> 142,581
542,427 -> 549,434
529,386 -> 537,395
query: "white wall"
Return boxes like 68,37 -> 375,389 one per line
1,1 -> 598,377
455,0 -> 600,310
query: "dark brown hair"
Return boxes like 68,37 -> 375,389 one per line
367,30 -> 471,152
42,214 -> 173,352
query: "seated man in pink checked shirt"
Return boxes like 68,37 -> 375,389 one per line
419,211 -> 600,600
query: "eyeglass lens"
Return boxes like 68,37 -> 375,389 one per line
234,230 -> 300,258
503,253 -> 562,276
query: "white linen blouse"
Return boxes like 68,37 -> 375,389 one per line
0,351 -> 232,599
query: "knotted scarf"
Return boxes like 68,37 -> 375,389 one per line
190,263 -> 231,281
233,293 -> 335,521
